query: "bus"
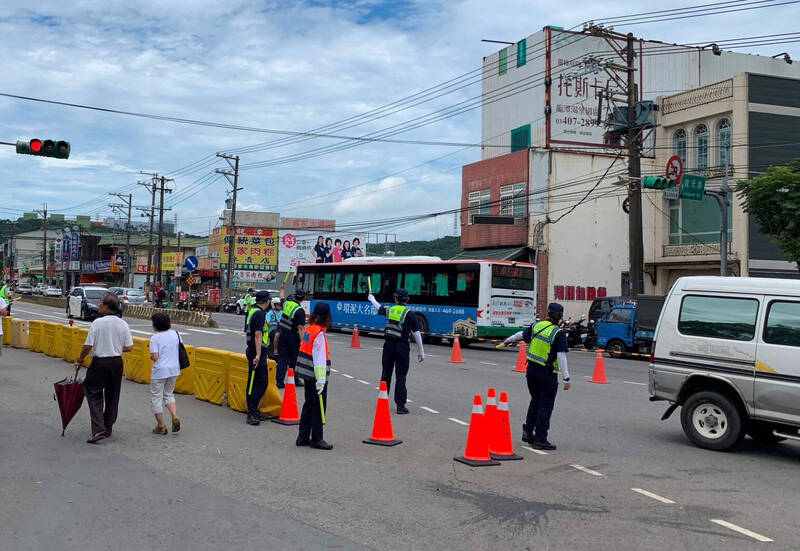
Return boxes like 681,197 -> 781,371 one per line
294,257 -> 537,342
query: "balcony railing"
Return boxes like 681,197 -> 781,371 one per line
663,242 -> 733,257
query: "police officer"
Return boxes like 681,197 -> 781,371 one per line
274,289 -> 307,389
244,290 -> 272,426
368,288 -> 424,415
242,288 -> 255,333
0,281 -> 11,315
294,302 -> 333,450
503,303 -> 571,450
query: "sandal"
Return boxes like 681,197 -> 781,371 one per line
153,424 -> 168,435
171,416 -> 181,433
86,432 -> 106,444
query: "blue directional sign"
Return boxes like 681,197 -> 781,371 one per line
184,255 -> 199,271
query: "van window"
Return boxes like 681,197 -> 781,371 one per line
678,295 -> 759,341
764,301 -> 800,347
605,308 -> 632,323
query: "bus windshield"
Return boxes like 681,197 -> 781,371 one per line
491,265 -> 535,290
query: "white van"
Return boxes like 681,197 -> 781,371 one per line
649,276 -> 800,451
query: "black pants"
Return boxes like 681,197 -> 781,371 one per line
381,341 -> 410,408
276,331 -> 299,384
245,347 -> 268,416
299,378 -> 328,443
243,310 -> 249,332
82,356 -> 123,436
525,363 -> 559,442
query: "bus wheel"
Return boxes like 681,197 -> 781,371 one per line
416,314 -> 433,344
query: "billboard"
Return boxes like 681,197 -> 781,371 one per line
280,217 -> 336,230
160,252 -> 183,273
278,231 -> 367,272
214,226 -> 278,271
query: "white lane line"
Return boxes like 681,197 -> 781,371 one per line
426,354 -> 438,357
448,417 -> 469,426
710,519 -> 773,543
570,464 -> 605,477
407,399 -> 413,403
373,346 -> 383,350
183,328 -> 222,335
130,329 -> 151,335
522,445 -> 548,456
341,374 -> 354,379
583,375 -> 591,378
420,406 -> 439,414
330,368 -> 338,373
631,488 -> 675,504
357,379 -> 370,385
480,361 -> 498,366
624,381 -> 647,386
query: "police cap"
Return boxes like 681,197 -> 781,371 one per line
294,289 -> 307,299
547,302 -> 564,314
255,291 -> 271,303
248,288 -> 255,293
394,288 -> 409,300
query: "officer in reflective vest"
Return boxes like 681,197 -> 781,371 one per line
0,281 -> 10,315
275,289 -> 307,389
503,302 -> 571,450
294,302 -> 333,450
368,288 -> 424,415
242,288 -> 255,332
244,290 -> 272,426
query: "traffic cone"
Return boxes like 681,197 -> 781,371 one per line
489,392 -> 523,460
590,350 -> 609,384
271,368 -> 301,425
454,395 -> 500,467
485,388 -> 498,430
363,381 -> 402,446
350,325 -> 362,349
449,336 -> 465,364
513,343 -> 527,373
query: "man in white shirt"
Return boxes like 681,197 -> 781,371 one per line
0,295 -> 7,358
75,292 -> 133,444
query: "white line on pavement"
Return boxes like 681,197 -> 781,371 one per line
448,417 -> 469,426
479,361 -> 498,366
407,399 -> 413,403
420,406 -> 439,414
570,464 -> 605,477
357,379 -> 370,385
130,329 -> 151,335
426,354 -> 437,357
373,347 -> 383,350
182,328 -> 222,335
624,381 -> 647,386
631,488 -> 675,504
330,368 -> 338,373
710,520 -> 773,543
521,445 -> 548,456
342,374 -> 354,379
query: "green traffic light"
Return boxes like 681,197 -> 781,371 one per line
15,138 -> 70,159
643,176 -> 675,190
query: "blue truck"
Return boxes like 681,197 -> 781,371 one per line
595,295 -> 665,358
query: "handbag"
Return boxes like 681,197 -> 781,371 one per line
176,331 -> 191,370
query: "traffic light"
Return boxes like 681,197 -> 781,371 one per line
643,176 -> 674,190
16,139 -> 70,159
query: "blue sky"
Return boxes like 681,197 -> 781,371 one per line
1,1 -> 798,240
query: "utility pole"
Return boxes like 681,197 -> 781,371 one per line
155,175 -> 174,287
110,192 -> 133,287
216,153 -> 241,301
625,32 -> 643,297
34,203 -> 48,285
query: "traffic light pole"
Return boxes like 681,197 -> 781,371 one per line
216,153 -> 241,301
34,203 -> 48,285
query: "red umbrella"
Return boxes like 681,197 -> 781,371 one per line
54,368 -> 85,436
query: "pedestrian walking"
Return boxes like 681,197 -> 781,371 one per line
74,293 -> 133,444
295,302 -> 333,450
244,291 -> 273,425
0,293 -> 8,358
274,289 -> 307,388
242,288 -> 255,332
367,288 -> 424,414
148,313 -> 181,435
503,303 -> 571,450
0,280 -> 11,315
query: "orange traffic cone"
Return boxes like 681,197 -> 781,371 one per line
271,368 -> 301,425
490,392 -> 523,460
449,336 -> 465,364
485,387 -> 498,430
363,381 -> 402,447
590,350 -> 610,384
454,395 -> 500,467
513,343 -> 527,373
350,325 -> 362,349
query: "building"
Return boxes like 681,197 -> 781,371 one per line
457,26 -> 800,317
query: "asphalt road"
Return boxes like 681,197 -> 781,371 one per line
3,300 -> 800,549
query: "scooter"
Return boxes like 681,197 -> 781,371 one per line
565,315 -> 588,348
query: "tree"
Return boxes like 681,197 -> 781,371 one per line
736,160 -> 800,272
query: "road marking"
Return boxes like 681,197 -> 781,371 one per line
373,346 -> 383,350
624,381 -> 647,386
407,399 -> 413,403
570,464 -> 605,477
357,379 -> 370,385
182,328 -> 222,335
426,354 -> 437,357
130,329 -> 151,335
341,374 -> 354,379
448,417 -> 469,426
631,488 -> 675,504
710,519 -> 773,543
330,368 -> 338,373
480,361 -> 498,366
522,445 -> 548,456
420,406 -> 439,414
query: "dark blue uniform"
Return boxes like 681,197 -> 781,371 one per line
378,305 -> 420,409
522,322 -> 568,443
246,308 -> 268,417
276,304 -> 306,387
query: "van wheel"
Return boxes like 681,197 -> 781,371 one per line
681,391 -> 745,451
746,422 -> 786,445
606,339 -> 626,358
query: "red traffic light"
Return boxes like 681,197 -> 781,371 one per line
30,139 -> 43,152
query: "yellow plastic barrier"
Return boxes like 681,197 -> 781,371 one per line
28,320 -> 44,353
71,327 -> 92,367
42,323 -> 64,358
11,319 -> 29,349
174,344 -> 196,395
1,316 -> 10,345
227,355 -> 282,416
123,337 -> 151,384
194,347 -> 231,405
60,324 -> 76,362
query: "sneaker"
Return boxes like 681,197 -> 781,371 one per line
171,416 -> 181,433
396,406 -> 410,415
153,424 -> 168,435
310,439 -> 333,450
531,439 -> 556,450
246,414 -> 260,426
296,436 -> 310,447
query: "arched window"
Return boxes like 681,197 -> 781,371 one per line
717,119 -> 731,168
695,124 -> 708,170
673,129 -> 687,164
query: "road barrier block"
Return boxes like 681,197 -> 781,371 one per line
28,320 -> 44,353
174,344 -> 196,395
227,356 -> 282,416
42,323 -> 64,358
71,327 -> 92,367
194,347 -> 231,405
10,319 -> 29,349
123,337 -> 151,384
60,324 -> 75,362
2,316 -> 10,345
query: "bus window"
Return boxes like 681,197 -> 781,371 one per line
315,272 -> 334,295
451,270 -> 479,306
296,272 -> 314,295
402,273 -> 429,296
335,273 -> 354,294
434,273 -> 449,296
456,273 -> 467,292
491,265 -> 534,290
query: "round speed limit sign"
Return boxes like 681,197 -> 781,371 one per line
666,155 -> 684,183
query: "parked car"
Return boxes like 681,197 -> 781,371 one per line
33,284 -> 45,295
66,286 -> 123,321
17,283 -> 33,295
650,276 -> 800,452
596,295 -> 665,357
109,287 -> 147,307
235,289 -> 279,314
44,286 -> 63,297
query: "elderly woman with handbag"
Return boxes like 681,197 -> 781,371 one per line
149,312 -> 187,435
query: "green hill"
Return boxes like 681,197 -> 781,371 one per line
367,236 -> 461,259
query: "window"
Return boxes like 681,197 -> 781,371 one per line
668,195 -> 732,244
499,48 -> 508,75
679,295 -> 759,341
605,308 -> 632,324
468,189 -> 491,223
510,124 -> 530,153
434,272 -> 449,297
491,265 -> 534,290
500,183 -> 526,217
84,289 -> 106,299
315,272 -> 334,294
335,273 -> 353,294
673,129 -> 687,164
695,124 -> 708,170
764,301 -> 800,347
717,119 -> 731,168
517,39 -> 527,67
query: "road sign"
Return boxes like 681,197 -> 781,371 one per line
680,174 -> 707,201
666,155 -> 684,183
184,255 -> 198,271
